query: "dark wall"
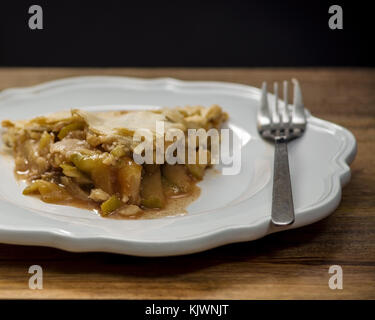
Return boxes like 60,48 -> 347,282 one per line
0,0 -> 373,67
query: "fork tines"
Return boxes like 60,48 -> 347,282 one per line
258,78 -> 306,141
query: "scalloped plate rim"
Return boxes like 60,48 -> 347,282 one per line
0,76 -> 357,256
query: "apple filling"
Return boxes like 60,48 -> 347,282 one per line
1,105 -> 228,218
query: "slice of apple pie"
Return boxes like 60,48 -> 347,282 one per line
1,105 -> 228,218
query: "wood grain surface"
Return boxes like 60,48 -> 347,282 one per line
0,68 -> 374,299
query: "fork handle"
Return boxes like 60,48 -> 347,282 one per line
271,137 -> 295,226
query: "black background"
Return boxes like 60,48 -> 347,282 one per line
0,0 -> 373,67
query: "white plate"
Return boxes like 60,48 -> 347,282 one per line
0,76 -> 356,256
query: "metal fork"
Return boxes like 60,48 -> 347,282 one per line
257,79 -> 307,226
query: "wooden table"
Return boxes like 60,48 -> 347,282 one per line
0,68 -> 374,299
